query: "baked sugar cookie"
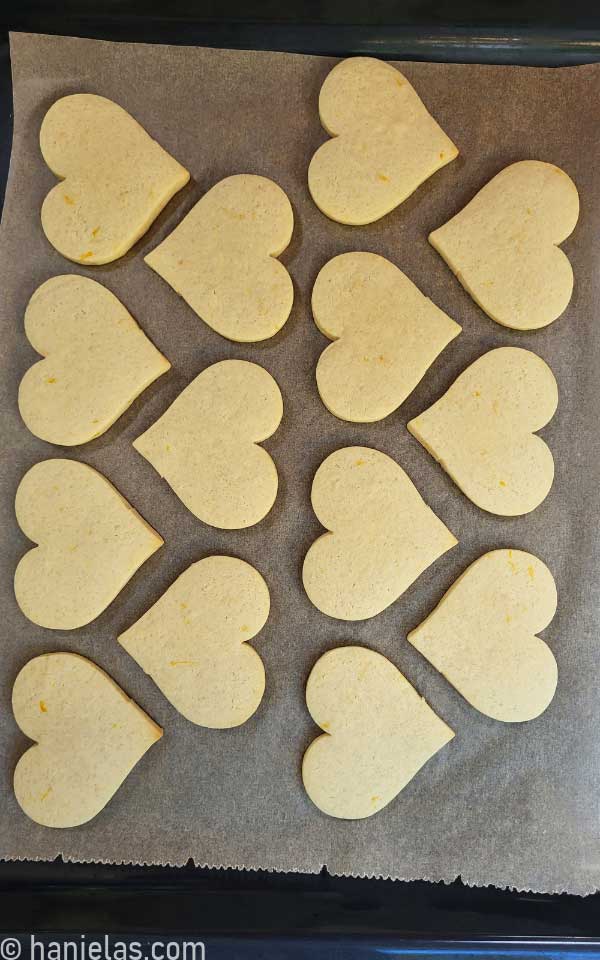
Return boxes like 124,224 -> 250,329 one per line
13,653 -> 162,828
119,556 -> 269,728
408,550 -> 558,722
145,174 -> 294,342
133,360 -> 282,529
429,161 -> 579,330
408,347 -> 558,516
40,94 -> 189,264
302,446 -> 457,620
14,459 -> 163,629
19,275 -> 170,445
308,57 -> 458,225
303,646 -> 454,819
312,252 -> 461,422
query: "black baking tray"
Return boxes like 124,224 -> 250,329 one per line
1,2 -> 600,954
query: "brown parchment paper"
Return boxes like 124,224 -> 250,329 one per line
1,31 -> 600,896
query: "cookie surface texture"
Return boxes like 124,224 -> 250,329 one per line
133,360 -> 282,529
14,459 -> 163,629
302,646 -> 454,819
429,160 -> 579,330
408,550 -> 558,722
40,94 -> 189,264
13,652 -> 162,828
408,347 -> 558,516
302,446 -> 457,620
312,252 -> 461,422
19,275 -> 170,445
145,174 -> 294,342
119,556 -> 269,728
308,57 -> 458,225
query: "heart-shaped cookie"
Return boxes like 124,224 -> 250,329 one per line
302,446 -> 457,620
308,57 -> 458,225
302,646 -> 454,819
119,556 -> 269,728
408,550 -> 558,722
133,359 -> 282,529
429,161 -> 579,330
40,94 -> 189,264
18,275 -> 171,445
312,252 -> 461,422
14,459 -> 163,629
145,174 -> 294,342
13,652 -> 162,827
408,347 -> 558,516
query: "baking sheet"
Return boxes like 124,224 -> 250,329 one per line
1,31 -> 600,896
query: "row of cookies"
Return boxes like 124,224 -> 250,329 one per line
40,59 -> 578,336
14,338 -> 558,641
14,540 -> 558,828
11,437 -> 560,828
12,55 -> 571,831
19,272 -> 559,524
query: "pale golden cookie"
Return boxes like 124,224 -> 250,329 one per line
133,360 -> 282,529
40,94 -> 189,264
119,556 -> 269,728
302,446 -> 457,620
308,57 -> 458,225
408,550 -> 558,722
429,160 -> 579,330
145,174 -> 293,342
303,646 -> 454,819
13,652 -> 162,828
408,347 -> 558,516
312,252 -> 461,422
14,459 -> 163,629
19,275 -> 170,446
